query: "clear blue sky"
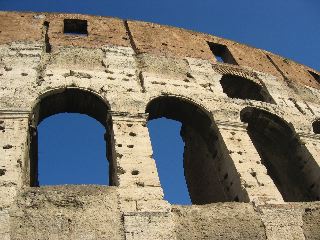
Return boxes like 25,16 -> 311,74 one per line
1,0 -> 319,204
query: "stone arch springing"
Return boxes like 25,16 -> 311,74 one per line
220,74 -> 271,102
28,88 -> 114,187
146,95 -> 246,204
241,107 -> 320,201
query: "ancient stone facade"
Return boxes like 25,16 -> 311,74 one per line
0,11 -> 320,239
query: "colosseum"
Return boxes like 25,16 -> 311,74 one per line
0,11 -> 320,240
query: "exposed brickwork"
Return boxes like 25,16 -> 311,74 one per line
46,14 -> 131,50
0,12 -> 43,44
203,34 -> 283,78
267,52 -> 320,89
127,20 -> 214,60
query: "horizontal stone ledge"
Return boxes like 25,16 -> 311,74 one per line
0,110 -> 30,118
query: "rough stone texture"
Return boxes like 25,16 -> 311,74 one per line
173,203 -> 266,240
10,186 -> 123,240
302,203 -> 320,240
0,11 -> 320,239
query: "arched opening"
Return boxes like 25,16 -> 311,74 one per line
148,118 -> 190,204
29,88 -> 113,187
312,120 -> 320,134
220,74 -> 270,102
146,96 -> 245,204
241,107 -> 319,201
38,113 -> 108,185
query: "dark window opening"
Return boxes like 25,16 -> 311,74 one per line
220,74 -> 272,102
312,120 -> 320,134
146,96 -> 248,204
43,21 -> 51,53
64,19 -> 88,35
241,107 -> 320,201
308,70 -> 320,84
207,42 -> 237,64
29,88 -> 113,187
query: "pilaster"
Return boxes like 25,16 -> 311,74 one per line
215,120 -> 284,205
0,110 -> 30,208
108,111 -> 174,239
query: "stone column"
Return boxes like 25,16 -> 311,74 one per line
108,111 -> 174,240
108,111 -> 161,189
215,120 -> 284,205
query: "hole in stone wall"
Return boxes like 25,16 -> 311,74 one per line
43,21 -> 51,53
63,19 -> 88,35
38,113 -> 109,185
207,42 -> 237,64
308,70 -> 320,84
220,74 -> 269,102
147,96 -> 245,204
312,120 -> 320,134
129,132 -> 136,137
30,88 -> 113,187
241,107 -> 319,201
131,170 -> 139,175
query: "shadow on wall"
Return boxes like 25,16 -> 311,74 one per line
220,74 -> 272,103
241,107 -> 320,201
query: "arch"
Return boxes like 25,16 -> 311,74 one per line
28,88 -> 114,187
146,95 -> 246,204
146,95 -> 212,129
220,74 -> 270,102
31,87 -> 110,127
241,107 -> 319,201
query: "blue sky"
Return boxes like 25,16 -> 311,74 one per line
1,0 -> 319,204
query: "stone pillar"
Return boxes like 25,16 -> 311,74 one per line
108,111 -> 174,240
0,111 -> 29,208
108,111 -> 161,189
215,120 -> 284,205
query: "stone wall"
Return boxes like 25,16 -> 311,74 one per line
0,11 -> 320,239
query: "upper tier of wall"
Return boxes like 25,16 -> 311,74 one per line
0,11 -> 319,90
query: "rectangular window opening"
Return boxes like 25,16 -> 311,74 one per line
308,70 -> 320,84
64,19 -> 88,35
207,42 -> 237,65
